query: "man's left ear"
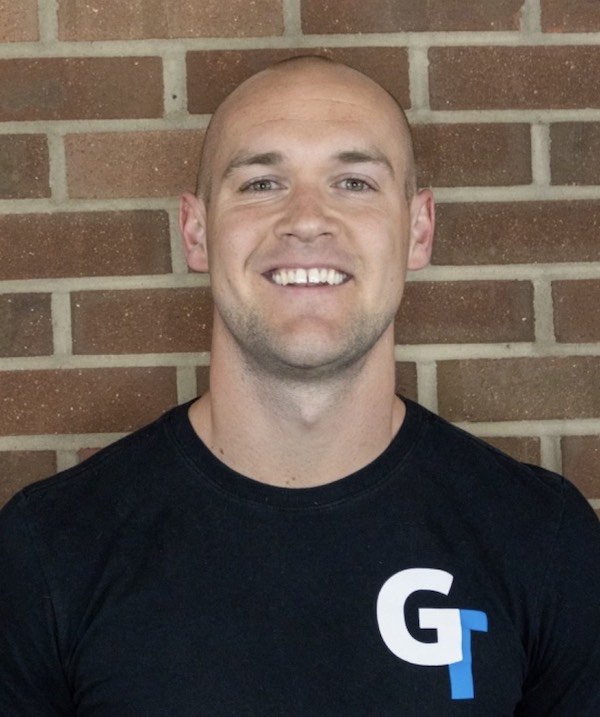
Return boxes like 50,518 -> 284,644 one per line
179,191 -> 209,272
407,188 -> 435,271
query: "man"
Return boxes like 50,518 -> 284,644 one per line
1,56 -> 599,715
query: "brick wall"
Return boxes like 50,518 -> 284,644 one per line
1,0 -> 598,515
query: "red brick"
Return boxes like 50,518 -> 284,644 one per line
482,436 -> 542,465
65,131 -> 203,199
414,124 -> 531,187
0,294 -> 53,357
0,211 -> 171,280
196,366 -> 210,396
58,0 -> 283,40
302,0 -> 524,32
0,58 -> 163,121
429,47 -> 600,110
438,357 -> 600,422
433,201 -> 600,265
0,451 -> 57,507
71,289 -> 213,354
395,281 -> 534,344
186,47 -> 410,114
396,362 -> 418,401
553,280 -> 600,343
550,123 -> 600,185
561,436 -> 600,499
542,0 -> 600,32
0,1 -> 39,42
0,368 -> 177,435
0,134 -> 49,199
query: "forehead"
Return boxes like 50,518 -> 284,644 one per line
211,66 -> 409,166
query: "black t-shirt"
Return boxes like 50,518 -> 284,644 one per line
1,399 -> 599,715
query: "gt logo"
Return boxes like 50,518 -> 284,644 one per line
376,568 -> 488,700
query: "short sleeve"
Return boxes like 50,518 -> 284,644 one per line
516,480 -> 600,715
0,493 -> 73,715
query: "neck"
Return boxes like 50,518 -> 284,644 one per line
188,328 -> 405,488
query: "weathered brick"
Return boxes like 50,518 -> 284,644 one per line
0,211 -> 171,280
553,280 -> 600,343
0,369 -> 177,435
0,451 -> 57,507
0,0 -> 39,42
65,131 -> 203,199
562,436 -> 600,498
0,134 -> 49,199
0,58 -> 163,121
396,362 -> 418,401
395,281 -> 534,344
187,48 -> 410,115
71,289 -> 213,354
414,124 -> 531,187
551,123 -> 600,185
58,0 -> 283,40
433,201 -> 600,265
429,47 -> 600,110
438,357 -> 600,422
0,294 -> 53,357
542,0 -> 600,32
482,436 -> 542,465
302,0 -> 524,32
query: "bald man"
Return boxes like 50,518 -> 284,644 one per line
1,57 -> 599,716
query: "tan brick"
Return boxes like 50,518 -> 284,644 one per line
0,368 -> 177,435
0,134 -> 49,199
433,201 -> 600,265
0,0 -> 39,42
542,0 -> 600,32
58,0 -> 283,40
0,211 -> 171,280
302,0 -> 524,32
0,451 -> 57,507
71,288 -> 213,354
561,436 -> 600,499
414,124 -> 531,187
395,281 -> 534,344
186,47 -> 410,114
0,294 -> 53,357
395,362 -> 418,401
482,436 -> 542,465
438,357 -> 600,422
0,58 -> 163,121
65,131 -> 203,199
550,123 -> 600,185
553,280 -> 600,343
429,47 -> 600,110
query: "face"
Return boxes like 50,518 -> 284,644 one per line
182,63 -> 434,380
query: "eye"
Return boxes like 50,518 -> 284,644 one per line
240,178 -> 278,192
339,177 -> 374,192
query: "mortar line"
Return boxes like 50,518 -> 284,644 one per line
531,124 -> 551,186
162,49 -> 188,118
282,0 -> 302,37
46,130 -> 68,203
176,365 -> 198,404
532,278 -> 556,344
520,0 -> 542,34
408,46 -> 430,112
539,434 -> 562,473
168,208 -> 189,274
51,292 -> 73,356
37,0 -> 58,42
56,450 -> 78,472
416,361 -> 438,412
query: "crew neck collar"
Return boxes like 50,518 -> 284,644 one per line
164,397 -> 427,510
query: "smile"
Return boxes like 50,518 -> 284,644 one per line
267,268 -> 350,287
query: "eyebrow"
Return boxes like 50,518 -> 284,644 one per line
221,147 -> 395,179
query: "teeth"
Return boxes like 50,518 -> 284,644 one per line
270,268 -> 347,286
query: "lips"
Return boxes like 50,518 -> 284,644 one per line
266,267 -> 350,286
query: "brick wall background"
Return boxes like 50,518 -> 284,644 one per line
0,0 -> 598,515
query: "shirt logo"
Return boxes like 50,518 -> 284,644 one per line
376,568 -> 488,700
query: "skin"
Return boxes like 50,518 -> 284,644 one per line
180,58 -> 435,488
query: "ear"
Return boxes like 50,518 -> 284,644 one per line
179,191 -> 209,272
407,188 -> 435,271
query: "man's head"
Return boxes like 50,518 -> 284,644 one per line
180,56 -> 434,381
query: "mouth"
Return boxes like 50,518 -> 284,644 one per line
264,267 -> 351,287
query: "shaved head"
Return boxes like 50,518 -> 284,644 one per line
196,55 -> 416,204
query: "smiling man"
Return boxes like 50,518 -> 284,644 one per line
1,57 -> 599,716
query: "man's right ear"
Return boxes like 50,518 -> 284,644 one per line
179,192 -> 209,272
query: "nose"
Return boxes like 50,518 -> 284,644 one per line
273,185 -> 336,243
